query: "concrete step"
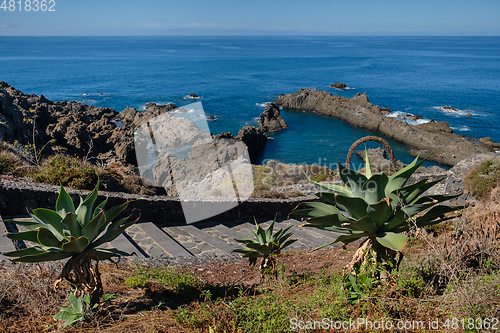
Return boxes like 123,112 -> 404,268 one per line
0,215 -> 345,260
160,225 -> 228,257
175,224 -> 234,255
109,233 -> 146,259
0,215 -> 13,258
196,221 -> 242,248
286,218 -> 340,240
135,222 -> 193,258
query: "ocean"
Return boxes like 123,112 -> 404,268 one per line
1,36 -> 499,168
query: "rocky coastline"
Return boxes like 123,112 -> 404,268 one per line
0,82 -> 267,168
273,88 -> 500,166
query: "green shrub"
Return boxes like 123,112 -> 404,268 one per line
464,158 -> 500,200
31,155 -> 99,189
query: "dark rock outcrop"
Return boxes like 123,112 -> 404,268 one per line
237,126 -> 267,159
258,103 -> 288,132
274,88 -> 496,166
330,82 -> 347,89
0,81 -> 130,162
0,82 -> 265,167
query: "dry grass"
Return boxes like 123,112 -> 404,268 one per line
464,157 -> 500,200
0,261 -> 67,331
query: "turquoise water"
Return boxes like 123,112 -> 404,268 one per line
1,36 -> 499,168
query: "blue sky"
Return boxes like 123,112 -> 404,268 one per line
1,0 -> 499,36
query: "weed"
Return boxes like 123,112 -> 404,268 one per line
30,154 -> 99,189
0,150 -> 26,176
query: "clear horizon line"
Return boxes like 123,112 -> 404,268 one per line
1,34 -> 500,37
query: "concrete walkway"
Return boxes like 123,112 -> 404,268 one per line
0,215 -> 338,259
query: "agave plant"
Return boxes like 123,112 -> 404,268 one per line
232,219 -> 297,275
292,152 -> 462,275
1,181 -> 137,304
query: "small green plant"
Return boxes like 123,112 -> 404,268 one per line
1,181 -> 138,305
53,293 -> 96,327
31,154 -> 99,189
124,275 -> 150,288
293,151 -> 462,276
232,218 -> 297,276
343,272 -> 373,304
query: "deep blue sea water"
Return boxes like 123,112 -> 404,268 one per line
1,36 -> 499,168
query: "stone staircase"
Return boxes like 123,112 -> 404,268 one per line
0,214 -> 338,260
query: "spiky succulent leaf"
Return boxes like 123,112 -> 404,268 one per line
291,201 -> 342,217
312,231 -> 371,251
56,185 -> 75,216
7,219 -> 43,231
61,213 -> 81,238
93,197 -> 108,218
37,228 -> 61,247
415,205 -> 464,228
62,236 -> 90,253
89,219 -> 137,248
338,163 -> 367,198
375,232 -> 407,252
98,202 -> 129,234
303,171 -> 353,197
334,195 -> 368,220
385,156 -> 426,196
81,211 -> 106,243
341,216 -> 378,233
281,239 -> 298,249
11,250 -> 72,263
363,173 -> 389,204
365,149 -> 372,179
383,210 -> 410,231
366,198 -> 392,228
6,229 -> 41,244
315,192 -> 337,205
86,248 -> 130,260
31,208 -> 65,241
75,181 -> 100,227
2,246 -> 51,257
265,220 -> 275,241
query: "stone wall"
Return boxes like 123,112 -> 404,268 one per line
0,179 -> 316,223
